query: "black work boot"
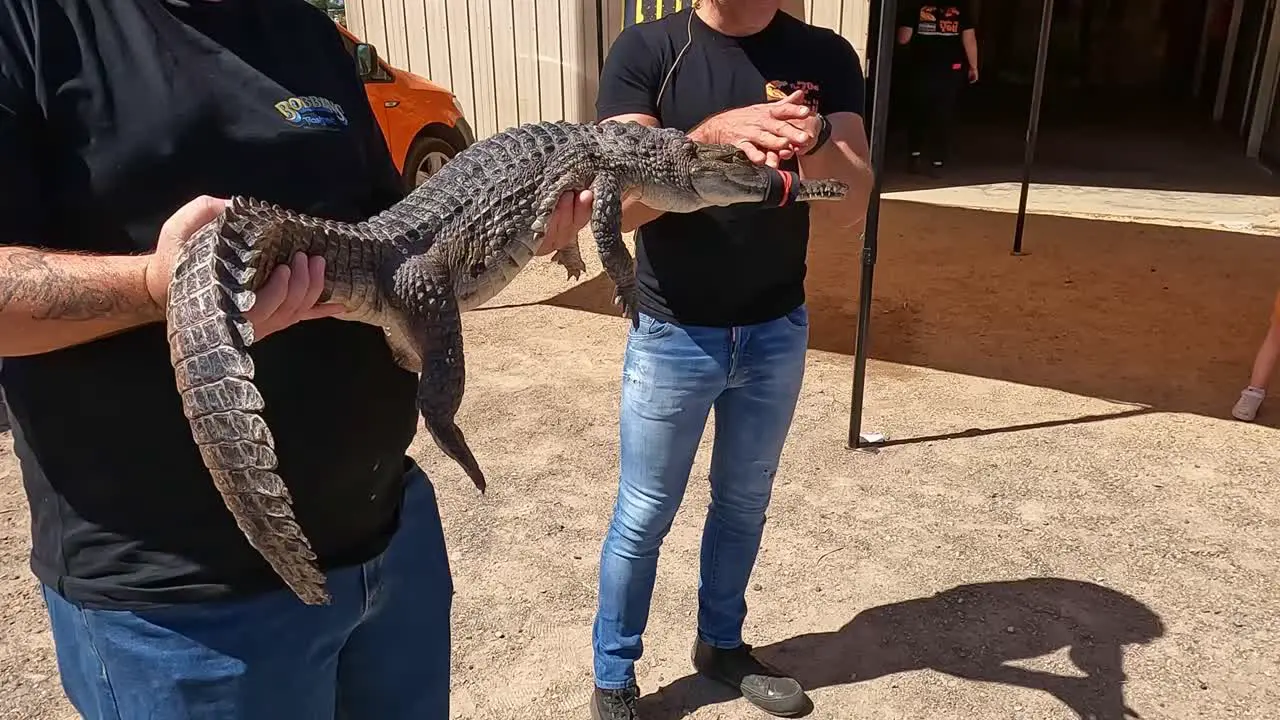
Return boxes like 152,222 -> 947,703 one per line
589,684 -> 641,720
691,639 -> 810,717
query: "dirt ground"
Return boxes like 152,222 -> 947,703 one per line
1,198 -> 1278,720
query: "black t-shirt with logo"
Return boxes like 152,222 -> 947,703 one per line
898,1 -> 976,71
596,9 -> 865,328
0,0 -> 420,609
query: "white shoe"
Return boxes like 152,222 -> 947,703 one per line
1233,386 -> 1265,421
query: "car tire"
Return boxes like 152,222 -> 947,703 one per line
402,135 -> 463,192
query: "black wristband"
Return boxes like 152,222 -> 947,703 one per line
804,113 -> 832,155
761,167 -> 802,207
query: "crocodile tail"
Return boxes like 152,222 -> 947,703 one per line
165,196 -> 339,606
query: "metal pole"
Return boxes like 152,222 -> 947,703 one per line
1192,0 -> 1217,98
1011,0 -> 1056,256
1246,0 -> 1280,157
1215,0 -> 1246,122
847,0 -> 898,449
864,0 -> 884,110
596,0 -> 606,75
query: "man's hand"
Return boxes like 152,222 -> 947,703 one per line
689,90 -> 815,167
535,190 -> 593,256
244,251 -> 346,339
968,66 -> 979,84
143,195 -> 228,310
780,102 -> 825,157
144,195 -> 346,342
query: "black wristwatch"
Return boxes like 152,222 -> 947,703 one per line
804,113 -> 832,155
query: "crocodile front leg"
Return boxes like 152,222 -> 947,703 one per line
588,173 -> 638,324
527,166 -> 592,284
394,255 -> 486,493
551,242 -> 587,281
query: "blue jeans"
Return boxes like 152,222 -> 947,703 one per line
592,305 -> 809,689
41,461 -> 452,720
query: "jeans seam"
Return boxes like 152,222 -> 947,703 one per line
700,504 -> 724,644
359,562 -> 372,620
727,326 -> 740,381
75,600 -> 124,720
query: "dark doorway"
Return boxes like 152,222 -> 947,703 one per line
882,0 -> 1277,195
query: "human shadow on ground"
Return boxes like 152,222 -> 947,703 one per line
638,578 -> 1165,720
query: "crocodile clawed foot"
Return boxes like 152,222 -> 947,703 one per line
551,247 -> 587,282
613,292 -> 639,326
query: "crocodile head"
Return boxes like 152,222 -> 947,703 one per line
631,136 -> 849,213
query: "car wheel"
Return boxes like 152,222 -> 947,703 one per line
403,135 -> 462,192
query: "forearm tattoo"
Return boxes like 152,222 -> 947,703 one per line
0,248 -> 151,321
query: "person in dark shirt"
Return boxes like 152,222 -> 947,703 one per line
0,1 -> 585,717
896,1 -> 980,174
587,2 -> 873,718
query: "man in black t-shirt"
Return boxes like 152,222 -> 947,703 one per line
0,1 -> 585,717
896,1 -> 980,174
588,3 -> 872,718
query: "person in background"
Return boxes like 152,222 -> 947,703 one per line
0,1 -> 585,717
896,1 -> 980,175
587,1 -> 874,718
1232,290 -> 1280,422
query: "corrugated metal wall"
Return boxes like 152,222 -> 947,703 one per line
803,0 -> 871,57
344,0 -> 872,140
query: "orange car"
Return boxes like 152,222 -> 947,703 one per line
334,23 -> 475,192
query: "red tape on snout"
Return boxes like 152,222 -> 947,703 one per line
761,167 -> 802,207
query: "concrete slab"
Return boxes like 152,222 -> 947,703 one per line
883,182 -> 1280,236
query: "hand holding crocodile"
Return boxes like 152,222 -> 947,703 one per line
144,195 -> 231,311
146,195 -> 343,342
535,189 -> 594,257
689,89 -> 813,168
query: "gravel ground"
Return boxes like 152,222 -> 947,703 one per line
1,200 -> 1277,720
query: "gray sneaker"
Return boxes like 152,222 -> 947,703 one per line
1233,386 -> 1265,421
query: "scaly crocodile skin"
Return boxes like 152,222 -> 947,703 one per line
165,120 -> 849,604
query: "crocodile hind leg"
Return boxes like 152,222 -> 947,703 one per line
395,256 -> 486,492
527,168 -> 591,283
383,320 -> 423,374
586,173 -> 638,324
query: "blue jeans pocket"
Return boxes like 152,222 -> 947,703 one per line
782,304 -> 809,329
627,312 -> 675,341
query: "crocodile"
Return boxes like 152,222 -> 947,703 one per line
165,119 -> 848,605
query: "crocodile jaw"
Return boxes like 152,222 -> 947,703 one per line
632,141 -> 849,212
